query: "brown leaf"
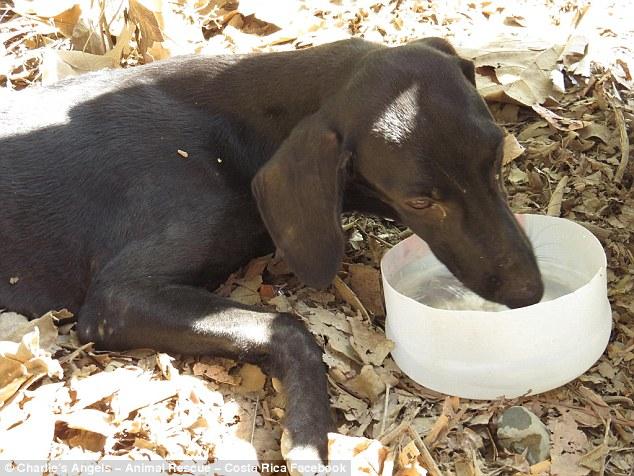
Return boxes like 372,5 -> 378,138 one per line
532,104 -> 590,131
0,325 -> 62,406
243,255 -> 271,280
237,363 -> 266,394
333,275 -> 370,319
530,460 -> 551,475
192,361 -> 240,386
346,365 -> 386,402
128,0 -> 164,55
71,368 -> 142,410
53,4 -> 82,39
503,133 -> 526,164
458,42 -> 565,105
327,433 -> 390,476
578,123 -> 612,144
111,379 -> 178,419
66,429 -> 106,452
547,176 -> 569,217
578,444 -> 608,472
349,316 -> 394,366
0,357 -> 28,405
57,409 -> 115,436
1,311 -> 58,350
348,264 -> 385,317
577,386 -> 611,419
454,458 -> 477,476
397,440 -> 420,467
41,50 -> 117,84
424,414 -> 449,447
331,391 -> 369,421
424,396 -> 458,447
548,412 -> 590,476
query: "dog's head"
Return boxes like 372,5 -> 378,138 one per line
252,38 -> 543,308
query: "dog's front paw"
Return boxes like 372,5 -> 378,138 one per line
281,430 -> 330,476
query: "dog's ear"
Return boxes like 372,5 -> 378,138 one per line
412,37 -> 458,55
252,113 -> 350,289
457,57 -> 476,86
412,37 -> 476,86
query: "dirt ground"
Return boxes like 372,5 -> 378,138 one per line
0,1 -> 632,475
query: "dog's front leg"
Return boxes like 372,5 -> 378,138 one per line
77,281 -> 332,469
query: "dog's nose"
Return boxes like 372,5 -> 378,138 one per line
485,274 -> 502,293
500,279 -> 544,309
484,270 -> 544,309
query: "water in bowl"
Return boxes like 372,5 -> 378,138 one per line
394,261 -> 588,311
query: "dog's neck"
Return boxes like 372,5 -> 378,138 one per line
151,39 -> 380,148
130,39 -> 381,186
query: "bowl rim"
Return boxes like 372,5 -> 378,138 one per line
380,213 -> 608,315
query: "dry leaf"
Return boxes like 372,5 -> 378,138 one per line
455,458 -> 478,476
111,379 -> 178,419
327,433 -> 390,476
243,255 -> 270,279
332,391 -> 369,421
269,294 -> 292,312
237,0 -> 301,29
578,443 -> 608,472
237,363 -> 266,393
424,414 -> 449,447
58,409 -> 116,436
349,316 -> 394,366
503,133 -> 526,164
67,429 -> 106,452
11,0 -> 79,18
2,0 -> 633,471
0,325 -> 63,406
548,412 -> 590,476
156,352 -> 178,380
577,386 -> 611,419
346,365 -> 386,402
530,460 -> 551,475
0,311 -> 58,350
333,275 -> 370,319
0,382 -> 62,459
532,104 -> 590,131
508,166 -> 529,185
398,440 -> 421,467
578,123 -> 612,144
547,176 -> 569,217
458,41 -> 567,105
71,368 -> 142,410
230,282 -> 262,305
128,0 -> 164,56
348,264 -> 385,317
0,312 -> 29,339
68,8 -> 107,54
301,307 -> 360,363
41,50 -> 117,84
192,360 -> 240,385
231,275 -> 263,305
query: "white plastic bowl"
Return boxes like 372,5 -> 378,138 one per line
381,214 -> 612,399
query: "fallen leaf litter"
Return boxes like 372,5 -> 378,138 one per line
1,1 -> 633,474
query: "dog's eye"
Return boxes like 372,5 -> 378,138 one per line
406,197 -> 434,209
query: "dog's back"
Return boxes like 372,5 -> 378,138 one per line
0,60 -> 271,316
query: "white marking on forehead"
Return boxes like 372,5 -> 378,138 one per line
370,83 -> 420,145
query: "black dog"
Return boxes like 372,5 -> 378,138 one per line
0,37 -> 543,463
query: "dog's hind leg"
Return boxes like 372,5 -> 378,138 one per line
77,278 -> 332,467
